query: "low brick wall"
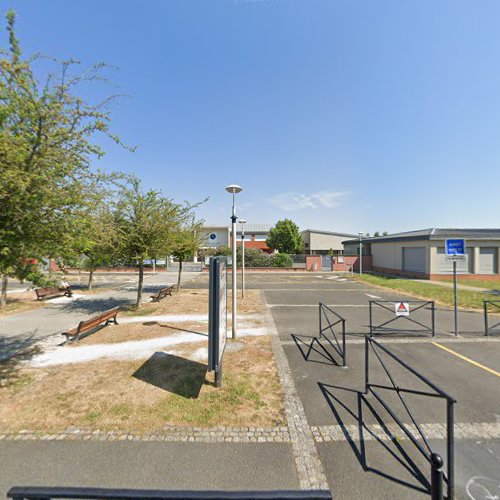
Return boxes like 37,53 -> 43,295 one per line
333,256 -> 372,272
306,256 -> 322,272
202,267 -> 305,272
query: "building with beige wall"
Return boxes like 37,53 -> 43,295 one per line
302,229 -> 357,255
343,228 -> 500,279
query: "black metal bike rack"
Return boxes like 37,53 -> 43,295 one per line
364,336 -> 456,499
318,302 -> 347,367
369,300 -> 436,337
483,300 -> 500,336
7,487 -> 332,500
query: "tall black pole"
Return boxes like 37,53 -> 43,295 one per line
453,260 -> 458,336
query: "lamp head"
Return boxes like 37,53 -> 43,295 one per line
225,184 -> 243,194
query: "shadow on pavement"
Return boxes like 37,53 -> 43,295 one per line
318,382 -> 430,495
291,334 -> 341,367
133,352 -> 207,398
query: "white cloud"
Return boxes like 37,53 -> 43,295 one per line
270,190 -> 348,212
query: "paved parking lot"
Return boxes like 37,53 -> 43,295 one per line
253,272 -> 500,499
189,272 -> 500,499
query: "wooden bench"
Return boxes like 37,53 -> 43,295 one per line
150,285 -> 175,302
62,306 -> 120,342
35,286 -> 72,301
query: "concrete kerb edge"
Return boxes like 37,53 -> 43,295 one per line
261,290 -> 329,491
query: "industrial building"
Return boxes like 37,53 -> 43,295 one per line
343,228 -> 500,279
301,229 -> 357,255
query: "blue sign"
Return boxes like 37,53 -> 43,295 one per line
445,239 -> 466,256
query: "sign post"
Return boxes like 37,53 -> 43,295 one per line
208,256 -> 227,387
445,239 -> 466,337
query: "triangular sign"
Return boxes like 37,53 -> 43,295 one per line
397,302 -> 408,312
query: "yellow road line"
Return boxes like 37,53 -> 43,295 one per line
431,342 -> 500,377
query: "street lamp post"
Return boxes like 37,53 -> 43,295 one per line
226,184 -> 243,339
239,219 -> 247,298
358,232 -> 363,275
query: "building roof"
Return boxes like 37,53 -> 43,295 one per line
238,224 -> 272,233
302,229 -> 358,238
203,224 -> 272,233
343,228 -> 500,245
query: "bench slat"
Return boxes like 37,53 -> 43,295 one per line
63,307 -> 119,341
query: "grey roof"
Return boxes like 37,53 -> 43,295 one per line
237,224 -> 272,233
203,224 -> 272,233
302,229 -> 358,238
343,228 -> 500,244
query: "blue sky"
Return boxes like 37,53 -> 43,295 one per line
3,0 -> 500,233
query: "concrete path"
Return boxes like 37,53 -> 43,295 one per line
0,272 -> 200,350
0,441 -> 299,496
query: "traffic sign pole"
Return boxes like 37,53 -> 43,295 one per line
453,260 -> 459,337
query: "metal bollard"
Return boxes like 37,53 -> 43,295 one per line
430,452 -> 444,500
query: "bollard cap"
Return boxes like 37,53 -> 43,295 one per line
430,452 -> 444,468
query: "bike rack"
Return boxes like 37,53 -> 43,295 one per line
369,300 -> 436,337
318,302 -> 347,367
365,336 -> 456,499
483,300 -> 500,336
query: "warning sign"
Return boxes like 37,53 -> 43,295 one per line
395,302 -> 410,317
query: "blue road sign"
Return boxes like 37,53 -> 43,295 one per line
445,239 -> 466,256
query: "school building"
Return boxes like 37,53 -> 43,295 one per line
342,228 -> 500,279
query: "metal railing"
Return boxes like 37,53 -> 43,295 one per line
483,300 -> 500,336
364,336 -> 456,499
7,487 -> 332,500
319,302 -> 347,367
369,300 -> 436,337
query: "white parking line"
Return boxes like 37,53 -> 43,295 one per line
366,293 -> 382,299
268,304 -> 369,308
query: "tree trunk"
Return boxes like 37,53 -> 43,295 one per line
1,274 -> 7,309
88,268 -> 94,290
136,262 -> 144,308
177,259 -> 183,291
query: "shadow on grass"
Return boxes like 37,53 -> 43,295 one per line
133,352 -> 207,398
318,382 -> 430,495
0,333 -> 43,388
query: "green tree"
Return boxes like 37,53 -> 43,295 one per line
266,219 -> 304,254
114,178 -> 201,307
0,11 -> 130,307
172,222 -> 204,290
373,231 -> 380,237
81,204 -> 123,290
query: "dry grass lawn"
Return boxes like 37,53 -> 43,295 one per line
122,288 -> 263,316
0,336 -> 283,433
0,291 -> 46,316
0,289 -> 284,433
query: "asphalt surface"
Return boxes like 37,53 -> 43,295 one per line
2,271 -> 499,498
248,272 -> 500,499
0,442 -> 299,494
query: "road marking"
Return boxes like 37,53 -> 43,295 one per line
268,304 -> 368,308
282,337 -> 500,346
312,422 -> 500,442
366,293 -> 382,299
431,342 -> 500,377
